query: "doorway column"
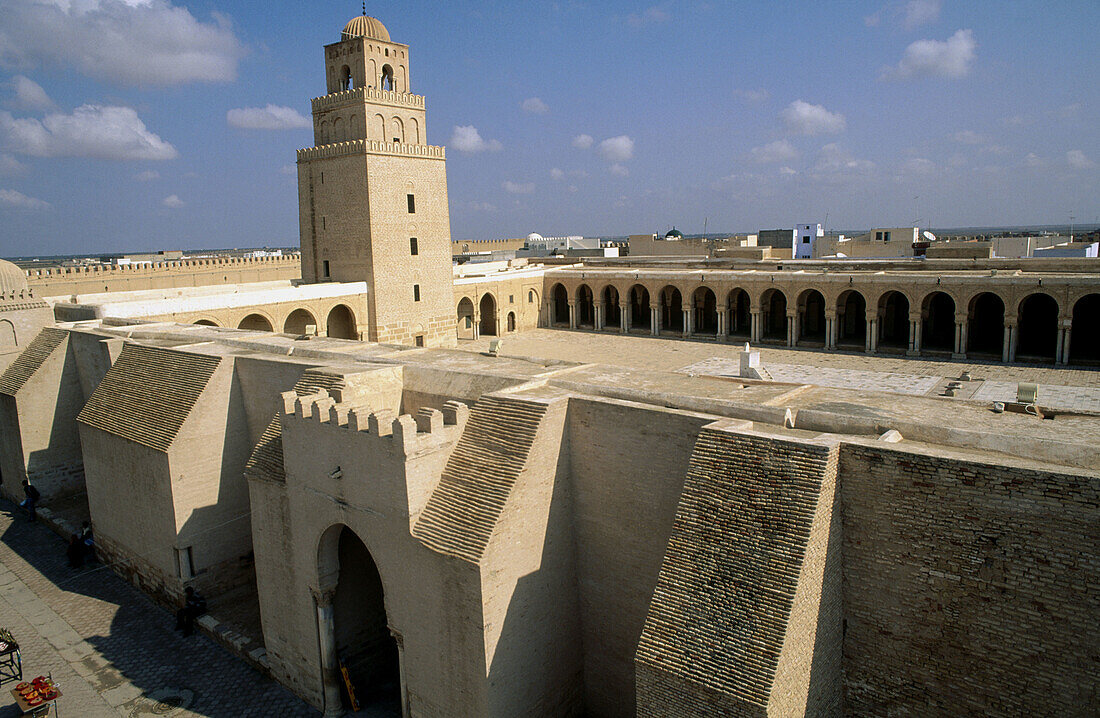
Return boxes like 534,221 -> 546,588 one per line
865,312 -> 878,353
312,587 -> 343,718
717,309 -> 728,342
650,305 -> 660,336
568,300 -> 577,330
621,305 -> 630,333
682,305 -> 692,338
1061,319 -> 1072,365
786,311 -> 797,348
824,312 -> 836,350
594,300 -> 604,332
472,311 -> 480,340
389,628 -> 410,718
750,310 -> 762,343
1006,319 -> 1019,362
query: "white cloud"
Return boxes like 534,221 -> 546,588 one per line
0,0 -> 245,86
750,139 -> 798,163
904,157 -> 936,174
9,76 -> 54,110
162,194 -> 183,207
627,6 -> 670,27
134,169 -> 159,181
1067,150 -> 1095,170
502,180 -> 534,194
781,100 -> 846,136
1024,153 -> 1044,168
0,188 -> 48,209
520,97 -> 549,114
468,201 -> 497,212
549,167 -> 564,181
0,105 -> 178,160
450,125 -> 502,153
279,164 -> 296,175
813,143 -> 875,174
779,166 -> 797,176
882,29 -> 976,80
227,105 -> 310,130
609,163 -> 629,177
903,0 -> 941,29
572,133 -> 594,150
598,135 -> 634,162
0,154 -> 26,175
953,130 -> 987,145
734,88 -> 769,105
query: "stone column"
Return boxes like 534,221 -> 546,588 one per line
682,305 -> 692,338
311,587 -> 343,718
866,314 -> 878,353
750,310 -> 762,343
1002,323 -> 1012,363
650,305 -> 660,337
907,314 -> 921,356
472,311 -> 480,340
786,311 -> 796,348
390,628 -> 410,718
1055,326 -> 1065,364
717,309 -> 728,342
1062,321 -> 1073,365
621,305 -> 630,334
1006,320 -> 1019,362
568,300 -> 577,330
594,301 -> 604,331
824,313 -> 835,350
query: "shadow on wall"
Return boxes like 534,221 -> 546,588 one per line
0,501 -> 315,717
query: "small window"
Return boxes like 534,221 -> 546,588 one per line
414,335 -> 424,347
528,290 -> 535,303
320,172 -> 324,184
884,231 -> 891,242
509,295 -> 514,304
410,237 -> 418,255
322,260 -> 330,278
322,216 -> 326,230
413,284 -> 420,301
802,236 -> 810,244
407,194 -> 415,213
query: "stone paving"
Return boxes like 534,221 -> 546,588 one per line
680,358 -> 944,396
0,501 -> 318,718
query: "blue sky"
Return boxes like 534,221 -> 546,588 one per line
0,0 -> 1097,255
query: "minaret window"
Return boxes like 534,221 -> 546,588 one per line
381,64 -> 394,91
407,194 -> 415,213
341,65 -> 351,90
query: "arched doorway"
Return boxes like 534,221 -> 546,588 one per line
319,526 -> 399,712
761,288 -> 786,341
238,314 -> 273,332
603,286 -> 621,329
659,286 -> 683,333
728,288 -> 750,339
479,293 -> 497,336
921,292 -> 955,352
836,290 -> 867,348
1070,294 -> 1100,364
878,291 -> 910,350
1016,293 -> 1058,361
575,285 -> 594,328
629,285 -> 650,331
327,304 -> 357,340
967,293 -> 1004,357
193,319 -> 218,327
456,297 -> 475,340
798,289 -> 826,345
507,311 -> 516,333
284,308 -> 316,335
693,287 -> 718,335
551,283 -> 568,326
0,320 -> 15,350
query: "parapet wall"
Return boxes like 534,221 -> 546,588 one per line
26,254 -> 302,297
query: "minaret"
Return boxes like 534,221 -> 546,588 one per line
296,14 -> 455,348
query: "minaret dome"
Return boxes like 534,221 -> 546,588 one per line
342,15 -> 390,42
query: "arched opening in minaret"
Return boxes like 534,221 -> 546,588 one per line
341,65 -> 352,91
318,525 -> 400,712
381,64 -> 394,91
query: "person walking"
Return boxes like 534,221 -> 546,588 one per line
174,587 -> 207,637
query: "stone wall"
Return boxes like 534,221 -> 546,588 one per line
839,442 -> 1099,715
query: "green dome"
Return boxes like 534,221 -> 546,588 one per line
664,228 -> 683,239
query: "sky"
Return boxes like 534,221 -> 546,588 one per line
0,0 -> 1097,256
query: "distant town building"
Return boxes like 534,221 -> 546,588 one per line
795,223 -> 824,259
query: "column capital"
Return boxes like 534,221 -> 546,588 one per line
310,585 -> 337,608
1003,316 -> 1019,328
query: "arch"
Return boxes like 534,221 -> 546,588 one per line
1016,292 -> 1058,361
390,116 -> 404,143
527,288 -> 538,306
551,283 -> 568,325
333,117 -> 346,142
368,59 -> 378,89
381,64 -> 394,91
836,289 -> 867,348
797,288 -> 826,345
375,114 -> 386,141
507,311 -> 516,333
317,525 -> 399,708
760,288 -> 787,341
602,285 -> 621,328
409,117 -> 420,144
340,64 -> 351,90
967,292 -> 1004,356
479,293 -> 497,336
878,291 -> 910,349
327,304 -> 357,340
397,65 -> 407,93
456,297 -> 475,340
320,121 -> 330,145
350,114 -> 362,138
659,285 -> 683,333
0,319 -> 15,350
575,284 -> 594,328
238,313 -> 273,332
629,284 -> 651,331
727,288 -> 751,338
192,319 -> 218,327
1070,294 -> 1100,364
283,308 -> 317,335
921,291 -> 955,352
692,286 -> 718,335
